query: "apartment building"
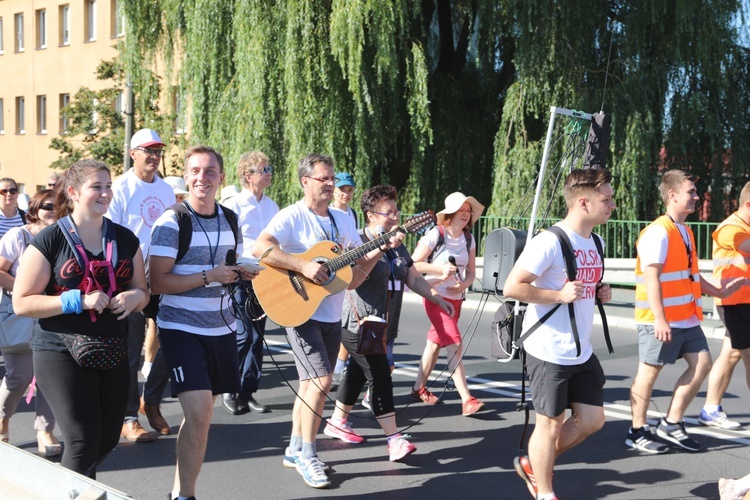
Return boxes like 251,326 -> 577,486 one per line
0,0 -> 122,194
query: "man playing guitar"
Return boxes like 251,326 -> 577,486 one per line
252,153 -> 400,489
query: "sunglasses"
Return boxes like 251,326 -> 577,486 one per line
134,147 -> 164,157
252,166 -> 273,175
40,203 -> 55,211
0,188 -> 18,196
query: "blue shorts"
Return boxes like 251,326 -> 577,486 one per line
158,328 -> 241,397
637,324 -> 708,365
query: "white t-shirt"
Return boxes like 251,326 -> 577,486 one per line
636,222 -> 700,328
106,169 -> 176,260
0,226 -> 32,292
330,205 -> 358,229
261,200 -> 361,323
417,226 -> 476,300
223,189 -> 280,259
514,223 -> 603,365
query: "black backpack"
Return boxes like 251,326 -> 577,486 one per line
143,202 -> 239,318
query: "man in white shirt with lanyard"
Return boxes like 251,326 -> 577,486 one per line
253,153 -> 399,489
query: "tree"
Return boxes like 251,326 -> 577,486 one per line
120,0 -> 749,221
50,57 -> 186,176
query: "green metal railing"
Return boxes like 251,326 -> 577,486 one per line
401,216 -> 718,261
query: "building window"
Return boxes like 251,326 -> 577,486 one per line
14,13 -> 24,52
0,99 -> 4,134
36,9 -> 47,49
111,0 -> 124,37
37,95 -> 47,134
59,93 -> 70,133
59,5 -> 70,46
0,17 -> 4,54
16,97 -> 25,134
85,0 -> 96,42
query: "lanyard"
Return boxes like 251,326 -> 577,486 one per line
666,214 -> 694,281
187,202 -> 221,267
308,207 -> 340,243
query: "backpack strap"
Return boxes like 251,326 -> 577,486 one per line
591,233 -> 613,354
218,203 -> 239,254
18,209 -> 27,224
427,225 -> 446,263
546,225 -> 581,357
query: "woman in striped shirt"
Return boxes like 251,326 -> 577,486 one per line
0,178 -> 25,239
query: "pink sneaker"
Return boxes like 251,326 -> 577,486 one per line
388,435 -> 416,462
323,419 -> 364,444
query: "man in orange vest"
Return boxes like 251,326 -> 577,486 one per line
699,181 -> 750,430
627,170 -> 743,454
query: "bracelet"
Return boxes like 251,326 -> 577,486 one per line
61,290 -> 82,314
202,270 -> 209,287
379,245 -> 388,252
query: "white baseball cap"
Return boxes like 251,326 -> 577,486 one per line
130,128 -> 165,149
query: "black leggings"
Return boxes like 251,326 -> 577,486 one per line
336,328 -> 395,416
33,349 -> 129,479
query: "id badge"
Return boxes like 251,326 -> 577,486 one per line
389,279 -> 403,291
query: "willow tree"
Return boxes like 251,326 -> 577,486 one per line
121,0 -> 503,210
490,0 -> 750,222
121,0 -> 748,218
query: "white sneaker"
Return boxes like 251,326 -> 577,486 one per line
296,456 -> 331,489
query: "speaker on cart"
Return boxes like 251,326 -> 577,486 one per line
481,227 -> 527,294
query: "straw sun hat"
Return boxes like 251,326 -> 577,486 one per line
436,192 -> 485,225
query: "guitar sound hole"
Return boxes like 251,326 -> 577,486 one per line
312,258 -> 335,286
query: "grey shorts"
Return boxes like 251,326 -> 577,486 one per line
525,353 -> 605,418
287,320 -> 342,381
637,324 -> 708,365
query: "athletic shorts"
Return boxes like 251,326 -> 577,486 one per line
637,324 -> 708,365
525,353 -> 605,418
717,305 -> 750,350
424,297 -> 464,347
286,320 -> 341,381
158,328 -> 241,397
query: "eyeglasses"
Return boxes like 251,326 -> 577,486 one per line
305,175 -> 335,184
252,166 -> 273,175
134,147 -> 164,157
40,203 -> 55,211
372,209 -> 401,220
0,188 -> 18,196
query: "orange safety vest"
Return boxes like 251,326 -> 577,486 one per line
713,213 -> 750,306
635,215 -> 702,323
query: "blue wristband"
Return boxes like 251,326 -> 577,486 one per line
61,290 -> 82,315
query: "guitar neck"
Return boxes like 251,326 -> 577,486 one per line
326,228 -> 401,272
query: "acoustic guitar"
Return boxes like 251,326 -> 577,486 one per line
254,212 -> 435,327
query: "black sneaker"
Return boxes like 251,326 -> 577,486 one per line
656,418 -> 701,452
625,425 -> 668,454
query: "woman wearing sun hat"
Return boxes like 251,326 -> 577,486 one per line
410,192 -> 486,416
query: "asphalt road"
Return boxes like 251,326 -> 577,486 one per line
2,290 -> 750,499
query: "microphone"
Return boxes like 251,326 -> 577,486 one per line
225,249 -> 237,266
448,256 -> 463,282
